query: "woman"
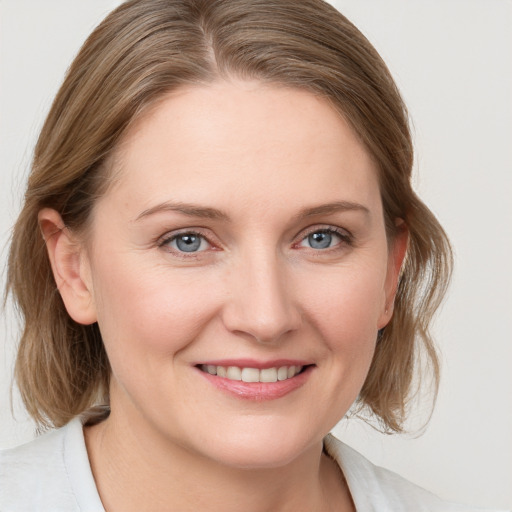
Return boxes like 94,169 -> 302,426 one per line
0,0 -> 503,510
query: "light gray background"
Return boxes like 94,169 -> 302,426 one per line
1,1 -> 511,509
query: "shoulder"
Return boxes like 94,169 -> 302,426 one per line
0,418 -> 104,511
324,434 -> 506,512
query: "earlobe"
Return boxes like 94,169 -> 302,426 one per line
378,221 -> 409,329
38,208 -> 97,325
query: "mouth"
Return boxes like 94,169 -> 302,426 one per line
198,364 -> 306,383
195,361 -> 314,400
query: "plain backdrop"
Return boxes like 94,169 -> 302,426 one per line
1,1 -> 511,509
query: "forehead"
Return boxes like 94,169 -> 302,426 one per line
102,80 -> 380,218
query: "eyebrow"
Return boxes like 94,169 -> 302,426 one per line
134,200 -> 370,223
294,201 -> 370,220
135,201 -> 229,222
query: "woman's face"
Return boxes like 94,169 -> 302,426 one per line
76,81 -> 402,468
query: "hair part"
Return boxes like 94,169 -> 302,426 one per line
7,0 -> 452,431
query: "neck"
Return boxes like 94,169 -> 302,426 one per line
84,408 -> 354,512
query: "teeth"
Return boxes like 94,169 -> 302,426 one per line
277,366 -> 288,381
260,368 -> 278,382
227,366 -> 242,381
241,368 -> 260,382
201,364 -> 303,383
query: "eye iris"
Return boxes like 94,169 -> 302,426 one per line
176,234 -> 202,252
308,232 -> 332,249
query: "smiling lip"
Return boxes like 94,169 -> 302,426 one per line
194,359 -> 314,400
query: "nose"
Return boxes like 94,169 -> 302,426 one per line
221,248 -> 302,344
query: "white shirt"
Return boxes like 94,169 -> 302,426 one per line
0,418 -> 506,511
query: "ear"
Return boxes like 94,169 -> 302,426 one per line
377,220 -> 409,329
39,208 -> 97,325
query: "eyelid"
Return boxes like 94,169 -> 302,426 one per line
157,228 -> 218,254
294,225 -> 354,248
155,224 -> 353,256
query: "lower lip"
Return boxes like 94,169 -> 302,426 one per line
196,366 -> 314,401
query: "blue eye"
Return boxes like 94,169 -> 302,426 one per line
300,230 -> 344,250
167,233 -> 210,253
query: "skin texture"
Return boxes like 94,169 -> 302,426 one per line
40,80 -> 407,511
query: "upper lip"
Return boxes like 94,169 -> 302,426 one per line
194,359 -> 313,369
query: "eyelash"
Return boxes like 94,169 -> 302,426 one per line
157,225 -> 353,257
157,229 -> 214,258
296,226 -> 354,251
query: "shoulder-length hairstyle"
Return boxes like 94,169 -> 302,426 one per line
7,0 -> 452,432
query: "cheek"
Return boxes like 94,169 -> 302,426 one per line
298,261 -> 386,355
91,259 -> 219,360
286,262 -> 386,427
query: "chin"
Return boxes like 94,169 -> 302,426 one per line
193,426 -> 321,470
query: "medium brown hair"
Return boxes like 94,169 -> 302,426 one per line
7,0 -> 452,431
